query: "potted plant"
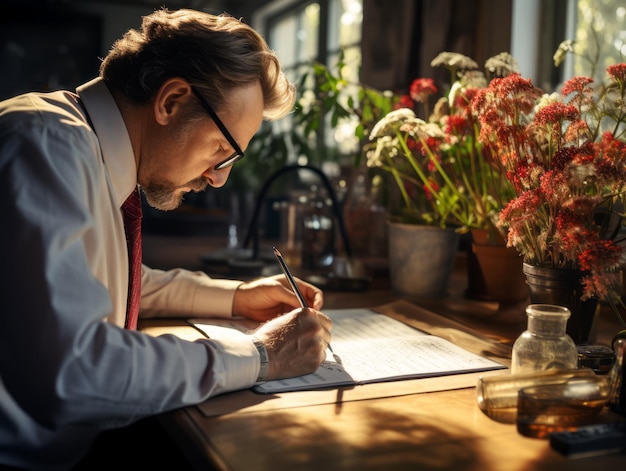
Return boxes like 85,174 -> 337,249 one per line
365,52 -> 523,301
471,62 -> 626,343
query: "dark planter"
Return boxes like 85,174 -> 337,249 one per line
522,263 -> 599,344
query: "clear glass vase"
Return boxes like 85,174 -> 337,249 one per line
511,304 -> 578,374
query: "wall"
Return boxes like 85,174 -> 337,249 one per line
361,0 -> 513,93
0,1 -> 258,99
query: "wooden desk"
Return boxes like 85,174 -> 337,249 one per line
162,386 -> 624,471
142,309 -> 625,471
141,240 -> 626,470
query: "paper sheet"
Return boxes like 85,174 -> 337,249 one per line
190,308 -> 505,394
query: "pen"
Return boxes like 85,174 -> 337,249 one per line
273,247 -> 339,361
272,247 -> 308,308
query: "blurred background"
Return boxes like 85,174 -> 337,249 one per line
2,0 -> 624,274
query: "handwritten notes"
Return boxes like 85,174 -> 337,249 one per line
192,308 -> 504,394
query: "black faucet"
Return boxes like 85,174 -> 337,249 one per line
242,164 -> 352,261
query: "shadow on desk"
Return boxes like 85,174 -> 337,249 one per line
70,416 -> 199,471
211,405 -> 488,470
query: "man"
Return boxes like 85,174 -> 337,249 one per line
0,8 -> 332,470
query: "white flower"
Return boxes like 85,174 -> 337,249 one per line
431,52 -> 478,70
366,135 -> 403,168
553,40 -> 575,67
461,70 -> 488,89
484,52 -> 519,77
446,72 -> 487,113
369,108 -> 416,139
535,92 -> 562,113
401,119 -> 445,140
418,121 -> 445,139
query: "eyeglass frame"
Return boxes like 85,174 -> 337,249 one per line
190,87 -> 245,170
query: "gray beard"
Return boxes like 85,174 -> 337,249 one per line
141,178 -> 209,211
141,184 -> 183,211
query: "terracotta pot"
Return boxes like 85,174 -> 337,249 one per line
466,228 -> 527,305
472,243 -> 528,305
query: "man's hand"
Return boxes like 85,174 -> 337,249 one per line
252,307 -> 332,380
232,274 -> 323,322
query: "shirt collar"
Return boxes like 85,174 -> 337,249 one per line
76,77 -> 137,207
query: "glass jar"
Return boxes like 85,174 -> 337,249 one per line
516,375 -> 610,437
476,367 -> 601,423
511,304 -> 578,374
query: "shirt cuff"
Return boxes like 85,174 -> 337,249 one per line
198,336 -> 260,394
190,277 -> 243,316
251,336 -> 269,382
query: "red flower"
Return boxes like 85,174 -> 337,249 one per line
534,102 -> 579,126
423,179 -> 439,200
561,76 -> 595,111
454,87 -> 479,111
479,64 -> 626,300
406,135 -> 419,152
607,63 -> 626,85
426,150 -> 442,173
395,94 -> 414,110
561,76 -> 594,98
445,115 -> 471,136
410,78 -> 437,103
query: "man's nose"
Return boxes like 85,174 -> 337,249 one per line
202,166 -> 232,188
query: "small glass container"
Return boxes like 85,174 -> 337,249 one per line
517,377 -> 610,438
476,368 -> 599,423
577,343 -> 615,375
511,304 -> 578,374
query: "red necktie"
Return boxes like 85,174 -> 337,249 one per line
122,188 -> 142,330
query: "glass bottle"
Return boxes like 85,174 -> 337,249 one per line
342,168 -> 372,257
511,304 -> 578,374
608,337 -> 626,416
301,185 -> 335,271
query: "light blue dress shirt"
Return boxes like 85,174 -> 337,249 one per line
0,78 -> 260,470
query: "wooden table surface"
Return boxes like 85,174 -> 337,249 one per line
161,387 -> 625,471
141,235 -> 626,471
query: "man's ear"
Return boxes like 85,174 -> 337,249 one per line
153,78 -> 192,125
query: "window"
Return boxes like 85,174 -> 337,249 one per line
562,0 -> 626,82
512,0 -> 625,89
255,0 -> 362,79
253,0 -> 363,165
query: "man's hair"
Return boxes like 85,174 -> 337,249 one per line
100,8 -> 295,120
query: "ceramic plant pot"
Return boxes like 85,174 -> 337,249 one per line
387,223 -> 460,298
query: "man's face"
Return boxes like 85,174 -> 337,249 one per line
138,82 -> 264,211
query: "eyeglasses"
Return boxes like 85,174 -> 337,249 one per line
191,87 -> 245,170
